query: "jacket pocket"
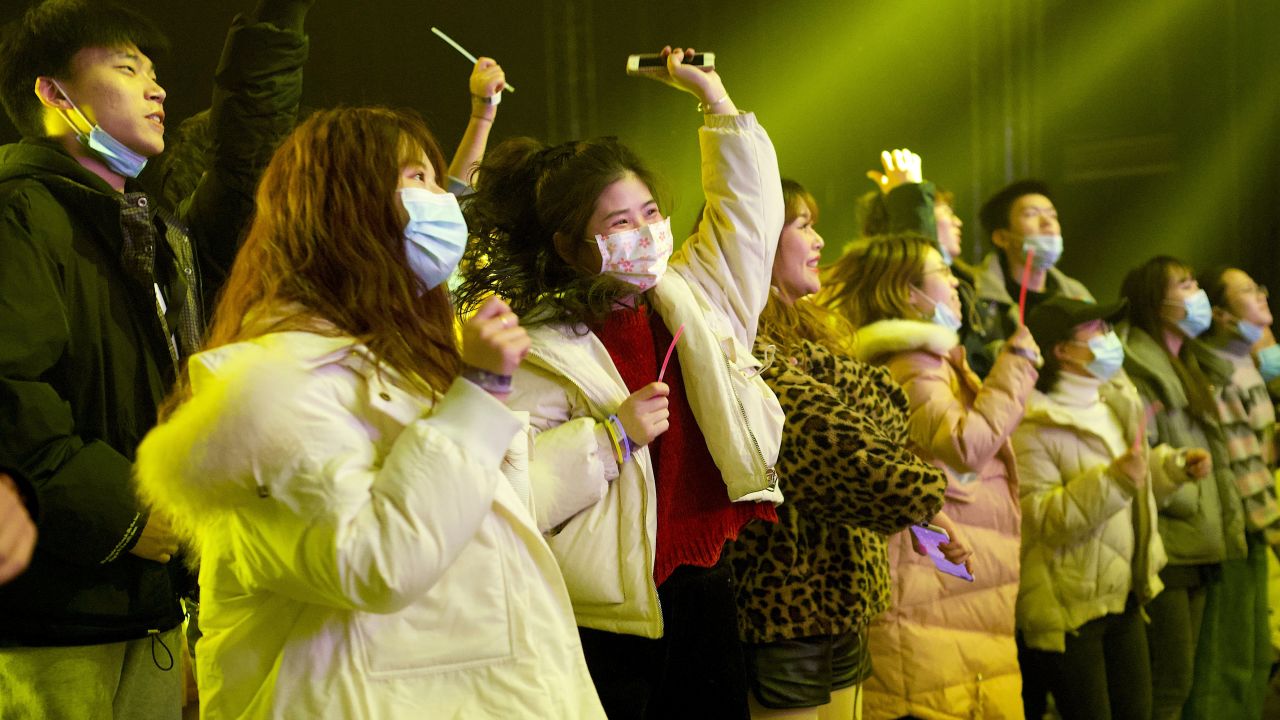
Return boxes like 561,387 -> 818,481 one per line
546,478 -> 627,605
351,514 -> 515,677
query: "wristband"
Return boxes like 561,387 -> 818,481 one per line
474,92 -> 502,106
604,414 -> 633,464
461,364 -> 513,393
1006,344 -> 1042,367
697,93 -> 729,113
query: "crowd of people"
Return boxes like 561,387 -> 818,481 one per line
0,1 -> 1277,719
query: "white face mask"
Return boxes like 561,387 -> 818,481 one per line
594,216 -> 674,291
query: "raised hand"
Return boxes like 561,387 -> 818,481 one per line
866,148 -> 923,194
640,46 -> 738,115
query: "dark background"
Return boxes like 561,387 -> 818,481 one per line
3,0 -> 1277,301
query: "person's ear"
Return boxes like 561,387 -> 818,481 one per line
1053,340 -> 1074,364
553,231 -> 576,266
34,77 -> 73,111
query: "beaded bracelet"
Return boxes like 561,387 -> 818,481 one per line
697,93 -> 729,113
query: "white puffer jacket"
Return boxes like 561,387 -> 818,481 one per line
508,112 -> 786,639
135,331 -> 603,719
1013,374 -> 1172,653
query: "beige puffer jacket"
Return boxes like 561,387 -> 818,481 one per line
1013,374 -> 1175,653
855,319 -> 1036,720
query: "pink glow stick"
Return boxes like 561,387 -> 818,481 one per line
658,324 -> 685,382
1133,401 -> 1162,452
1018,249 -> 1035,325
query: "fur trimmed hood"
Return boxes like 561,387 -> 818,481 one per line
853,319 -> 959,363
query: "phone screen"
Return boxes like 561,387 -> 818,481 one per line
909,525 -> 974,582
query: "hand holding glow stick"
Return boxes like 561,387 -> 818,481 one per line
431,27 -> 516,93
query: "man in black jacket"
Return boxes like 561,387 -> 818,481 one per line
0,1 -> 310,716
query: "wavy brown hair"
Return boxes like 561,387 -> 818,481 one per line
819,232 -> 935,328
200,106 -> 459,396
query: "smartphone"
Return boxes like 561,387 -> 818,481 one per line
909,524 -> 975,582
625,52 -> 716,76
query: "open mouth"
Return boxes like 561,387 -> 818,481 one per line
145,112 -> 165,129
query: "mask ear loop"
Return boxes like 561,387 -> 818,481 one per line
46,79 -> 94,141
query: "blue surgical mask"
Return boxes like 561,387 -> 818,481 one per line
1082,331 -> 1125,381
399,187 -> 468,290
916,290 -> 962,332
1236,319 -> 1265,344
1169,289 -> 1212,339
1259,344 -> 1280,382
1022,234 -> 1063,270
51,80 -> 149,178
937,243 -> 954,267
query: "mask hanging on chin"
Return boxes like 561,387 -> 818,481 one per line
595,216 -> 674,291
1236,319 -> 1265,344
912,287 -> 962,332
399,188 -> 468,290
49,80 -> 149,178
1021,234 -> 1063,270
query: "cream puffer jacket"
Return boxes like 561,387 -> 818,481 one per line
1013,375 -> 1174,653
134,331 -> 603,719
854,319 -> 1036,720
508,112 -> 785,639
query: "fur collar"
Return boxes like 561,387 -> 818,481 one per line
853,319 -> 959,362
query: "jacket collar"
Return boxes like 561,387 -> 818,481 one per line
853,318 -> 959,363
1119,323 -> 1232,408
1023,375 -> 1141,439
973,250 -> 1092,306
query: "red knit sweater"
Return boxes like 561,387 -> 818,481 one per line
593,305 -> 776,586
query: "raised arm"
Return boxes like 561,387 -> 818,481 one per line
643,47 -> 784,346
446,57 -> 506,195
181,0 -> 313,292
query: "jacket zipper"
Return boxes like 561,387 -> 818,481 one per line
721,348 -> 779,493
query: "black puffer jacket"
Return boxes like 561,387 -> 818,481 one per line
0,6 -> 308,646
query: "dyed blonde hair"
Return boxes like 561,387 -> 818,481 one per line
819,232 -> 935,327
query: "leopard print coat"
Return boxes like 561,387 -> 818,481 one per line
727,335 -> 947,644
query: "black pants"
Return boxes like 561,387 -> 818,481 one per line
578,561 -> 749,720
1020,601 -> 1151,720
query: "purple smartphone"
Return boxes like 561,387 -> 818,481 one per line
909,524 -> 975,582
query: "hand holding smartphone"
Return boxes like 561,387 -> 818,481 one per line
909,524 -> 975,582
626,52 -> 715,76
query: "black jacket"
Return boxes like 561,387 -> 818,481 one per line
0,9 -> 307,646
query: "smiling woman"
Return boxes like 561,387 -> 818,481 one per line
455,46 -> 785,719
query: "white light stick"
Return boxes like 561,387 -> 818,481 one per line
430,27 -> 516,93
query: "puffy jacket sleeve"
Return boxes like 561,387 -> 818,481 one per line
769,348 -> 946,532
1013,422 -> 1132,547
136,355 -> 521,615
508,362 -> 617,533
0,187 -> 147,567
181,1 -> 311,294
886,348 -> 1036,472
670,113 -> 784,348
